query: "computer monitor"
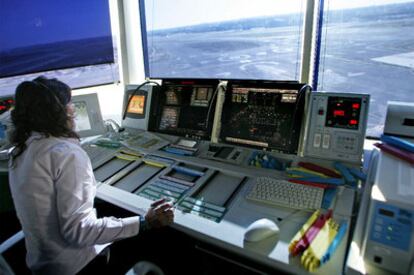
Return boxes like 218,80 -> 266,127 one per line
219,80 -> 308,154
148,79 -> 220,140
72,93 -> 106,138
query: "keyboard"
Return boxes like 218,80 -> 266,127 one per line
246,177 -> 324,210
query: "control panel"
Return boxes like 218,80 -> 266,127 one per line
0,96 -> 14,146
0,96 -> 14,115
304,92 -> 369,163
368,202 -> 413,252
364,202 -> 414,274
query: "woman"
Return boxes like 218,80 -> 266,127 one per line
8,76 -> 174,274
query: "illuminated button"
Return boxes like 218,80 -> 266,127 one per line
334,110 -> 345,117
374,225 -> 383,232
318,109 -> 324,115
313,133 -> 322,148
322,134 -> 330,149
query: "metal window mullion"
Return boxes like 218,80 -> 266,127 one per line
311,0 -> 325,89
115,0 -> 129,84
300,0 -> 321,86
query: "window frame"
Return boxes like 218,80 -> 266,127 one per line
138,0 -> 309,82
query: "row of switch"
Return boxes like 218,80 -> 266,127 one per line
313,133 -> 331,149
314,133 -> 358,152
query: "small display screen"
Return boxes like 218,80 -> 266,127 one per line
127,95 -> 146,115
326,97 -> 362,130
165,89 -> 180,105
190,86 -> 213,107
159,106 -> 179,130
195,87 -> 209,100
74,101 -> 91,131
379,208 -> 395,218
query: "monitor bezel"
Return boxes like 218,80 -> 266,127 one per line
72,93 -> 106,138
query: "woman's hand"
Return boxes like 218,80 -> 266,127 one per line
144,198 -> 174,229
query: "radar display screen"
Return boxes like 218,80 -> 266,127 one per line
191,87 -> 213,107
159,106 -> 180,130
165,88 -> 180,105
220,81 -> 307,154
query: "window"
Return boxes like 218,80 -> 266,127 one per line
317,0 -> 414,137
141,0 -> 305,80
0,0 -> 119,97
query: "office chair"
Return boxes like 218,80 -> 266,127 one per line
126,260 -> 165,275
0,230 -> 25,275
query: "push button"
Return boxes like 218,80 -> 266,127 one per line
322,134 -> 330,149
313,133 -> 321,148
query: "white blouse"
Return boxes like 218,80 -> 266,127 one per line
9,133 -> 140,275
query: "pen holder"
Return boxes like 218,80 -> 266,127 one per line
301,218 -> 339,272
289,209 -> 320,255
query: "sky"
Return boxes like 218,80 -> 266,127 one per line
0,0 -> 112,51
144,0 -> 414,30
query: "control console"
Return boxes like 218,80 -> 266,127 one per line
304,92 -> 369,163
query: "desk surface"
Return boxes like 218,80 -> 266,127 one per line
96,149 -> 356,275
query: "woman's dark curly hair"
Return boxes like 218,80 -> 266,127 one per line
10,76 -> 79,161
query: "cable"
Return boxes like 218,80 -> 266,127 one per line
287,84 -> 312,146
104,119 -> 121,133
293,84 -> 311,120
204,83 -> 226,130
122,80 -> 160,121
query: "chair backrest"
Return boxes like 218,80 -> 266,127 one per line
0,254 -> 14,275
0,230 -> 25,275
0,231 -> 24,254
